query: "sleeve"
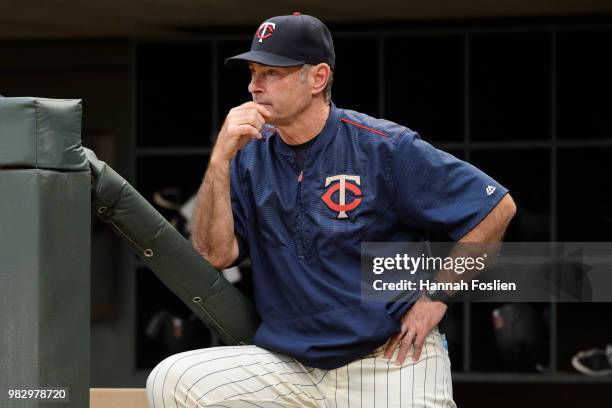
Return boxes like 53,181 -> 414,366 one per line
229,157 -> 250,267
392,131 -> 509,241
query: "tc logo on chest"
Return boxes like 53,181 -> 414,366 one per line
321,175 -> 363,219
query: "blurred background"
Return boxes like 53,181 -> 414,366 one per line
1,1 -> 611,407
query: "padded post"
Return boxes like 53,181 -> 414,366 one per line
0,97 -> 90,408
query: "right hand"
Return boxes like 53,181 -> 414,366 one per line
212,102 -> 271,162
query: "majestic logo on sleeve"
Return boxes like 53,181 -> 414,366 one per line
321,175 -> 362,219
256,22 -> 276,43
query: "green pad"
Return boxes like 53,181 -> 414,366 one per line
0,98 -> 90,408
0,97 -> 88,171
86,148 -> 260,346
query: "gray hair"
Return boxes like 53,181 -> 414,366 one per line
300,64 -> 333,103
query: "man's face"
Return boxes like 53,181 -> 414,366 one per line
247,62 -> 312,126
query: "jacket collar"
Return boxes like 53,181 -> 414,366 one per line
273,102 -> 341,159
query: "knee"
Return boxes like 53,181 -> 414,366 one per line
147,349 -> 227,407
146,353 -> 186,402
147,346 -> 258,407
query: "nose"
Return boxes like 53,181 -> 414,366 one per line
248,73 -> 263,95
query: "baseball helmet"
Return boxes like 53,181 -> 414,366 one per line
491,303 -> 549,371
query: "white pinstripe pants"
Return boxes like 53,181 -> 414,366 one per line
146,327 -> 457,408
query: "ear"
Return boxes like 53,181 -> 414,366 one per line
310,63 -> 331,96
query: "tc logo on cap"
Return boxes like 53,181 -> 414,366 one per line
256,22 -> 276,43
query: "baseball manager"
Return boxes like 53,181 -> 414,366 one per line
147,12 -> 516,408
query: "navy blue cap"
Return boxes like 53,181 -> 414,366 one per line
225,13 -> 335,70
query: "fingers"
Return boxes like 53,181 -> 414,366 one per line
213,103 -> 271,161
225,109 -> 267,141
391,328 -> 431,365
229,111 -> 266,132
412,333 -> 425,362
231,113 -> 265,133
386,299 -> 446,365
395,328 -> 416,365
250,102 -> 272,118
383,334 -> 401,360
387,326 -> 428,365
233,124 -> 262,140
238,101 -> 272,119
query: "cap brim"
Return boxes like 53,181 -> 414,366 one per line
225,51 -> 305,68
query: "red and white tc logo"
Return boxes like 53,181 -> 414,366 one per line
256,22 -> 276,43
321,175 -> 363,219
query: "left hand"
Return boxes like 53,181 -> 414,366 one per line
383,296 -> 447,364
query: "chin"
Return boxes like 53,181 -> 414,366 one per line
268,116 -> 292,127
266,118 -> 281,127
265,112 -> 284,126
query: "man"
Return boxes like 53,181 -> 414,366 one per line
147,13 -> 516,408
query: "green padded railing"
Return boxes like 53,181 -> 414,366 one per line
85,149 -> 260,346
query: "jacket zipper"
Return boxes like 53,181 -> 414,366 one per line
297,170 -> 305,258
